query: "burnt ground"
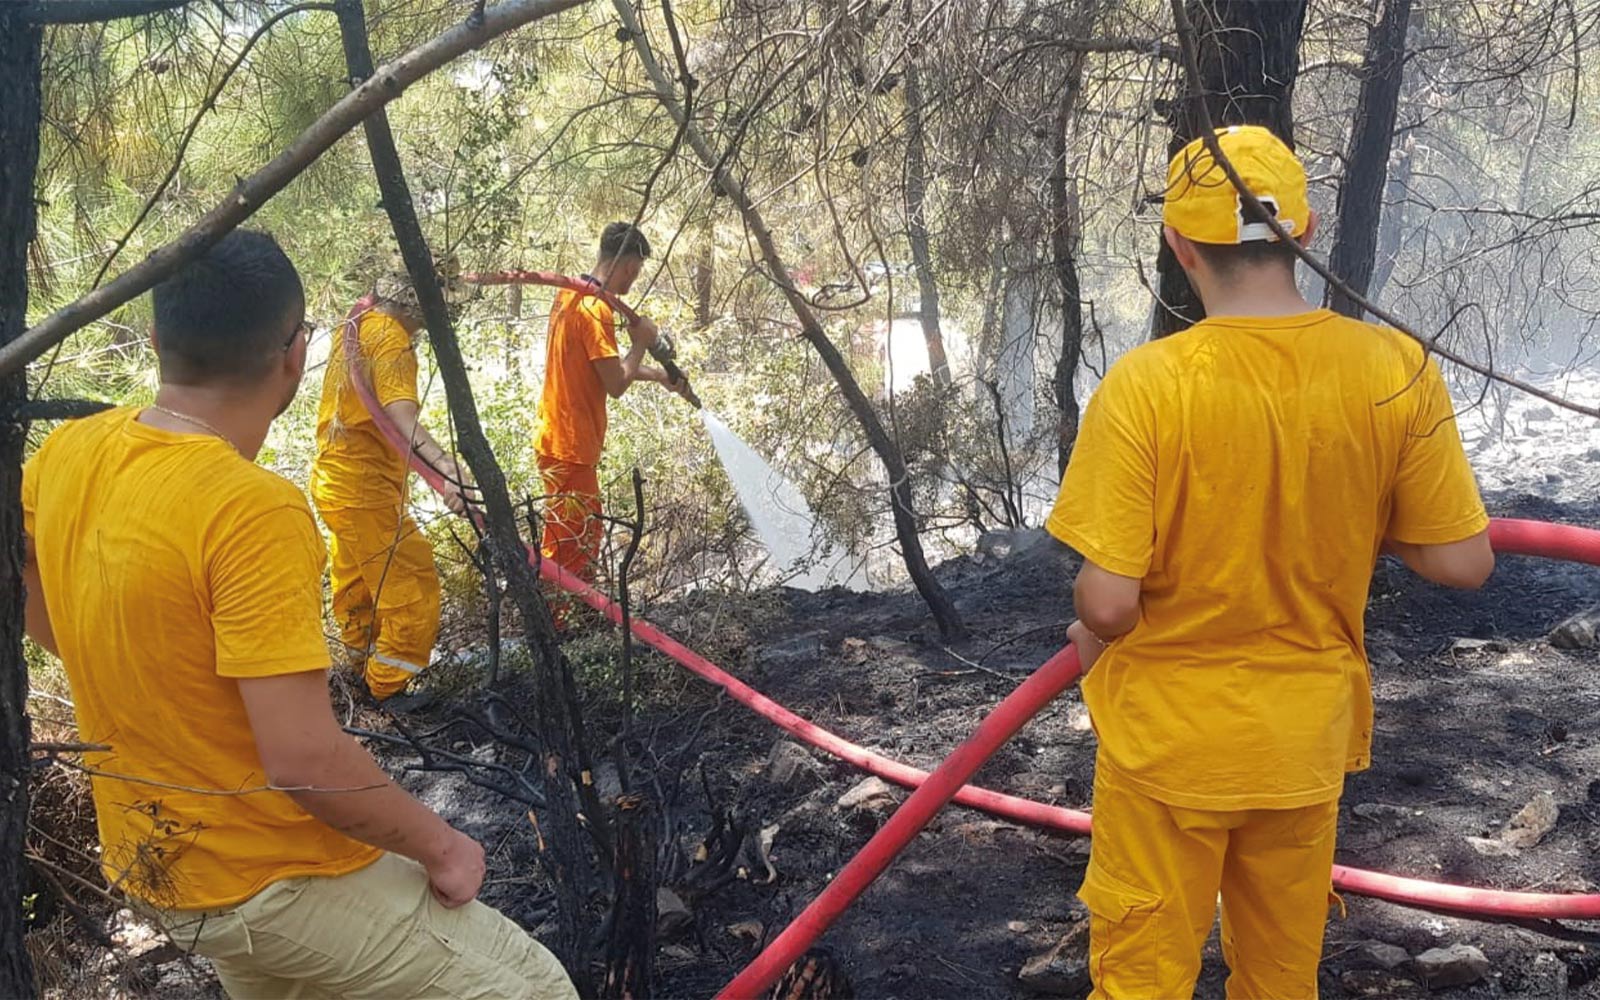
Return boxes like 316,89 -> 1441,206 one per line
38,489 -> 1600,999
430,488 -> 1600,999
626,491 -> 1600,1000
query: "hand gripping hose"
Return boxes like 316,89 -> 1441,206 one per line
340,303 -> 1600,970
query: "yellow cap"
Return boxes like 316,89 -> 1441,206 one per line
1163,125 -> 1309,245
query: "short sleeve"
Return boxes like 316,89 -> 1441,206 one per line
1046,361 -> 1158,578
208,502 -> 331,678
1386,357 -> 1489,544
366,317 -> 419,409
578,299 -> 619,362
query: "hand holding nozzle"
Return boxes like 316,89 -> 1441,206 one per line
631,317 -> 701,409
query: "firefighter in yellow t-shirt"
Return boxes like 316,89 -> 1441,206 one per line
1047,126 -> 1495,998
22,230 -> 574,998
311,273 -> 469,700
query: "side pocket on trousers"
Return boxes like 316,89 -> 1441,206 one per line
153,907 -> 254,963
1078,861 -> 1163,995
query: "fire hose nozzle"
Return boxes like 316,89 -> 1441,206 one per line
646,333 -> 702,409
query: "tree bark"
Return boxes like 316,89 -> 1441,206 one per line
334,2 -> 594,985
613,0 -> 964,638
0,0 -> 587,379
902,1 -> 950,388
691,238 -> 713,329
19,0 -> 189,23
0,13 -> 42,998
1048,61 -> 1085,477
1325,0 -> 1413,317
600,794 -> 655,999
1368,128 -> 1413,302
1151,0 -> 1308,338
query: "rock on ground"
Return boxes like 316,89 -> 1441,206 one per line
1350,940 -> 1412,973
1412,944 -> 1490,990
1549,607 -> 1600,650
765,739 -> 824,791
837,776 -> 898,812
1017,912 -> 1091,996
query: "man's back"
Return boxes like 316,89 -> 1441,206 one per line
1049,309 -> 1487,810
311,309 -> 415,509
534,288 -> 616,466
24,408 -> 379,908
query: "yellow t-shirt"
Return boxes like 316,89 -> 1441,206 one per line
533,289 -> 619,467
23,408 -> 381,909
1047,310 -> 1488,811
310,309 -> 419,511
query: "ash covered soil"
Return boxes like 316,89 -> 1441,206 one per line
381,488 -> 1600,1000
104,373 -> 1600,999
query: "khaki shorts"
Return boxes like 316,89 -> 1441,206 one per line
142,853 -> 577,1000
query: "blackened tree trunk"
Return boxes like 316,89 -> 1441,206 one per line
1368,128 -> 1413,302
902,2 -> 950,388
1152,0 -> 1308,337
0,14 -> 42,997
600,794 -> 655,998
1325,0 -> 1413,317
334,2 -> 593,986
1048,60 -> 1085,477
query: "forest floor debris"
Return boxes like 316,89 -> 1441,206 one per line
26,486 -> 1600,999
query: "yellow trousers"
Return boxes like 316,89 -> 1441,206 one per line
317,504 -> 441,700
145,852 -> 577,999
1083,762 -> 1340,1000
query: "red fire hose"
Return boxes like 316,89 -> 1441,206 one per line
716,644 -> 1084,999
340,296 -> 1600,987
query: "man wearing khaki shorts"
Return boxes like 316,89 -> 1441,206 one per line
22,230 -> 576,999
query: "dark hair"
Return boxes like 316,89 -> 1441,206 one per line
1188,195 -> 1300,276
598,221 -> 652,262
151,229 -> 304,384
1191,237 -> 1299,276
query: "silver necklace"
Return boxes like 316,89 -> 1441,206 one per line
147,405 -> 237,452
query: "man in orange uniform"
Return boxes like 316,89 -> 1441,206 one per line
23,231 -> 575,998
311,273 -> 468,699
534,222 -> 688,579
1048,127 -> 1495,998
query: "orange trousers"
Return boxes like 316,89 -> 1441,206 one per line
318,504 -> 441,700
1082,760 -> 1341,999
536,455 -> 603,581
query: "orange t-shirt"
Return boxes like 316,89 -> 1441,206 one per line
23,408 -> 381,909
310,310 -> 418,511
533,288 -> 618,467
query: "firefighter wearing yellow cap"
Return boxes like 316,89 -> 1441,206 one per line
311,277 -> 470,700
1047,126 -> 1494,997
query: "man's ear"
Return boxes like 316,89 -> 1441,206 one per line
1298,209 -> 1319,247
286,328 -> 308,381
1163,226 -> 1200,272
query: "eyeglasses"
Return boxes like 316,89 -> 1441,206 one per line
284,319 -> 312,350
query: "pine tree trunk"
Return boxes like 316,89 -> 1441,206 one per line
1152,0 -> 1308,337
1049,60 -> 1086,477
1368,129 -> 1413,302
0,12 -> 42,998
1326,0 -> 1413,317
